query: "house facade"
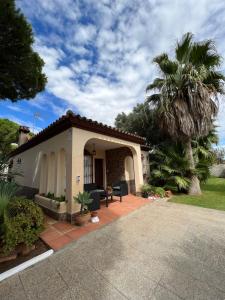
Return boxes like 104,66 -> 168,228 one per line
10,112 -> 149,220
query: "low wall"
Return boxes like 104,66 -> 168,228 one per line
210,164 -> 225,178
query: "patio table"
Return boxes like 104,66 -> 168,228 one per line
91,189 -> 112,207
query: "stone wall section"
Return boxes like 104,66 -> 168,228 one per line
210,164 -> 225,177
106,147 -> 133,186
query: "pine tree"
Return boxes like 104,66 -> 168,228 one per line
0,0 -> 47,101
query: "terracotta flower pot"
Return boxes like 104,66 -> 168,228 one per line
91,211 -> 98,217
75,212 -> 91,226
165,190 -> 173,197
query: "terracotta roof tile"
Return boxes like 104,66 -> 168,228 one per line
10,112 -> 146,157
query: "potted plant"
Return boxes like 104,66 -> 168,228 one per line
73,192 -> 93,226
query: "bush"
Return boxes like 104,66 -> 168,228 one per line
140,184 -> 152,198
151,186 -> 165,198
2,197 -> 44,254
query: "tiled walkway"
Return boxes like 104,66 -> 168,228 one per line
40,194 -> 150,251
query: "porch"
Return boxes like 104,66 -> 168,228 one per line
40,194 -> 150,251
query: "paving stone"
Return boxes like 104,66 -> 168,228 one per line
102,263 -> 158,299
0,275 -> 27,300
21,270 -> 68,300
160,267 -> 225,300
1,201 -> 225,300
151,284 -> 183,300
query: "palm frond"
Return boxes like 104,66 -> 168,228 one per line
174,176 -> 190,189
151,169 -> 163,178
146,93 -> 161,104
161,165 -> 175,174
190,40 -> 221,68
146,78 -> 164,91
153,53 -> 169,64
175,32 -> 193,63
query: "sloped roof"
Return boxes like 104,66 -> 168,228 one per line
10,112 -> 146,156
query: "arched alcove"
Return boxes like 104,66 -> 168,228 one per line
47,152 -> 56,194
56,149 -> 66,197
39,154 -> 48,194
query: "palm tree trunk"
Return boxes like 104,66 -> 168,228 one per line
186,139 -> 202,195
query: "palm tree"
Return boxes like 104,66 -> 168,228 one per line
146,33 -> 225,195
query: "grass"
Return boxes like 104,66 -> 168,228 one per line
169,177 -> 225,211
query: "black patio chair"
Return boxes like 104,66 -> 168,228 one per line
112,181 -> 128,202
87,191 -> 100,211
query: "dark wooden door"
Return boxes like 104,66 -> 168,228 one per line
95,159 -> 103,187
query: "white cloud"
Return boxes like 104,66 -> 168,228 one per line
18,0 -> 225,142
74,24 -> 97,44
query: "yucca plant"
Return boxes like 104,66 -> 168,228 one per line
0,181 -> 19,218
73,191 -> 93,215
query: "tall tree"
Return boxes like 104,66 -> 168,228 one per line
0,0 -> 47,101
146,33 -> 225,195
115,102 -> 165,146
0,119 -> 19,155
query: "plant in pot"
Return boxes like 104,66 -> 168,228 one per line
73,192 -> 93,226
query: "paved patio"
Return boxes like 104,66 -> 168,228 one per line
40,195 -> 150,250
1,199 -> 225,299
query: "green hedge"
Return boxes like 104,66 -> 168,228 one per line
2,197 -> 44,254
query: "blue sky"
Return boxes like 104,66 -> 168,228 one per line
1,0 -> 225,145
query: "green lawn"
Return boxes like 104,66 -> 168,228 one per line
169,177 -> 225,211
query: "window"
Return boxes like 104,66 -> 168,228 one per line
84,155 -> 93,184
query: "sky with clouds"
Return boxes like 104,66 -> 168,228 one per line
1,0 -> 225,144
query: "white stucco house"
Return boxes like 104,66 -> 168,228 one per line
10,111 -> 150,220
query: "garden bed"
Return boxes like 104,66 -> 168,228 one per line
0,239 -> 49,274
35,194 -> 67,220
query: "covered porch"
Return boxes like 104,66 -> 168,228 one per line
69,130 -> 144,217
84,138 -> 137,195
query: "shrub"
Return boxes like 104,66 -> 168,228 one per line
2,197 -> 44,254
46,192 -> 54,199
140,183 -> 152,198
151,186 -> 165,198
140,184 -> 165,198
140,183 -> 152,193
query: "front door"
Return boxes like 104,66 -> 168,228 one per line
95,159 -> 103,187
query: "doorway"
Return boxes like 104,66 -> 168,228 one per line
95,159 -> 103,187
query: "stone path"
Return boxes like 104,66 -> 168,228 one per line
1,200 -> 225,299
